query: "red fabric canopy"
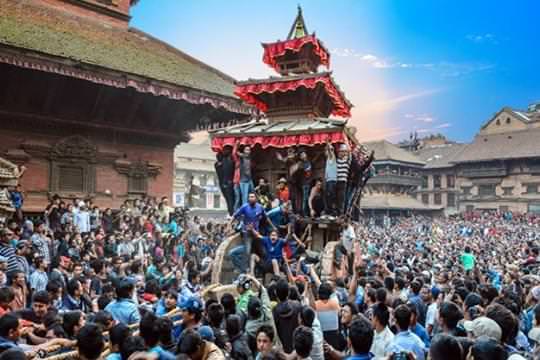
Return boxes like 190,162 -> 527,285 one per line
262,35 -> 330,72
211,131 -> 346,152
234,74 -> 351,118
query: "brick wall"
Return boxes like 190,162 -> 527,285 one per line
0,129 -> 174,211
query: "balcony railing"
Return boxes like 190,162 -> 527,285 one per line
370,174 -> 422,187
459,167 -> 507,178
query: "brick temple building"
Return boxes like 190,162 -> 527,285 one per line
0,0 -> 252,212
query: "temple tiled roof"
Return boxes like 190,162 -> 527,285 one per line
361,193 -> 442,211
364,140 -> 425,166
210,118 -> 348,136
0,0 -> 238,99
415,144 -> 467,169
451,128 -> 540,163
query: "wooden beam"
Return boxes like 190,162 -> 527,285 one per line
0,109 -> 182,141
125,91 -> 143,126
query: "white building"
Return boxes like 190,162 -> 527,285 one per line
174,141 -> 227,218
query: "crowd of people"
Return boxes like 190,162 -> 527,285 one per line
214,140 -> 375,219
0,184 -> 540,360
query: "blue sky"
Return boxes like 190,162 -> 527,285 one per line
131,0 -> 540,143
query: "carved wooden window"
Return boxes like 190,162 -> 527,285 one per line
128,176 -> 147,194
50,136 -> 96,195
478,184 -> 496,196
434,193 -> 442,205
447,193 -> 456,207
58,166 -> 84,192
433,175 -> 441,189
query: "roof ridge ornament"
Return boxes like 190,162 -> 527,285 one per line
287,5 -> 309,40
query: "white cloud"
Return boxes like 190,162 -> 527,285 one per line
361,54 -> 377,62
466,33 -> 498,44
416,115 -> 435,123
435,122 -> 452,129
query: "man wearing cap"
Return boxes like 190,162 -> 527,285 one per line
178,296 -> 203,344
464,316 -> 502,342
14,241 -> 30,280
276,178 -> 290,204
30,222 -> 50,264
234,274 -> 255,315
105,278 -> 141,325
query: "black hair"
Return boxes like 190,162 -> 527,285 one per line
115,279 -> 135,299
0,287 -> 15,304
225,314 -> 242,337
66,278 -> 80,297
109,323 -> 130,348
120,336 -> 147,360
32,290 -> 50,305
276,278 -> 289,302
464,292 -> 483,310
372,303 -> 390,327
155,317 -> 174,346
77,324 -> 104,360
0,313 -> 19,337
485,303 -> 518,345
207,302 -> 225,327
220,293 -> 236,316
439,302 -> 463,330
177,329 -> 204,355
394,304 -> 412,331
97,295 -> 112,310
256,325 -> 275,342
375,288 -> 387,304
94,311 -> 113,328
0,348 -> 26,360
46,280 -> 62,295
247,296 -> 262,319
318,282 -> 333,300
63,311 -> 83,338
139,312 -> 160,347
293,326 -> 314,358
300,306 -> 316,327
470,335 -> 508,360
348,316 -> 374,354
430,334 -> 462,360
384,277 -> 395,292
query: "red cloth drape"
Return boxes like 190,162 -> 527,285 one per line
211,131 -> 346,152
262,35 -> 330,72
234,74 -> 351,118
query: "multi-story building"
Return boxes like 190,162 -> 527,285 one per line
361,140 -> 442,217
450,104 -> 540,213
414,143 -> 466,215
173,142 -> 227,218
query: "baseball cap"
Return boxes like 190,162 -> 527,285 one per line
463,316 -> 502,341
530,286 -> 540,301
234,274 -> 251,289
278,177 -> 287,184
198,326 -> 215,342
180,296 -> 203,313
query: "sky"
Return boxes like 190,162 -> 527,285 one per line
131,0 -> 540,143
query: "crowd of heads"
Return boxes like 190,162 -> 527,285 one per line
1,183 -> 540,360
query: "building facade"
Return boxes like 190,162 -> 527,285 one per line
361,140 -> 442,217
0,0 -> 251,212
412,103 -> 540,214
174,142 -> 227,218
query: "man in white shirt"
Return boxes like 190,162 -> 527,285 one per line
371,303 -> 395,359
425,287 -> 441,336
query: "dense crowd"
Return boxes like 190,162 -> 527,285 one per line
1,186 -> 540,360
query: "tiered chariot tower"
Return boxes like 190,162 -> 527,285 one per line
209,7 -> 371,285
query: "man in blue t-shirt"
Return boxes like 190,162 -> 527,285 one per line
228,193 -> 267,273
250,229 -> 286,276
